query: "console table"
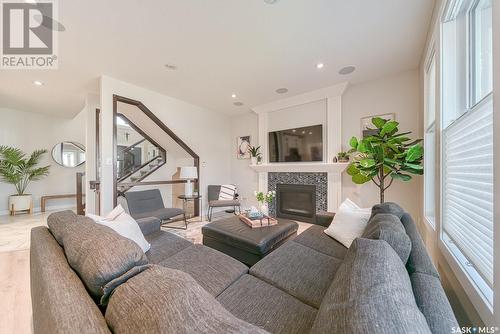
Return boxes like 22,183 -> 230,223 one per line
41,194 -> 76,212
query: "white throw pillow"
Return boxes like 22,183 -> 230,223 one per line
324,199 -> 371,248
86,205 -> 151,253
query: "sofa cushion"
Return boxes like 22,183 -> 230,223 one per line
362,213 -> 412,263
401,213 -> 440,278
411,272 -> 459,333
144,230 -> 192,264
49,214 -> 149,301
30,227 -> 111,334
105,266 -> 268,334
133,207 -> 185,220
47,210 -> 78,245
310,238 -> 431,334
370,201 -> 405,219
250,241 -> 343,308
209,199 -> 240,207
159,244 -> 248,297
135,216 -> 162,236
217,275 -> 317,334
293,225 -> 347,259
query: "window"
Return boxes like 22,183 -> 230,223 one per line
441,0 -> 494,309
470,0 -> 493,104
424,52 -> 437,227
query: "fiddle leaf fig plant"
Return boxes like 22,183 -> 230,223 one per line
347,117 -> 423,203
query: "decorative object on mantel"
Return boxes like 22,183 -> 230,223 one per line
248,145 -> 261,165
254,190 -> 276,216
238,212 -> 278,228
336,151 -> 350,163
237,135 -> 251,159
0,146 -> 50,215
347,117 -> 423,203
361,113 -> 395,138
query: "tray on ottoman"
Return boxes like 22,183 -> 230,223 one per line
202,216 -> 298,266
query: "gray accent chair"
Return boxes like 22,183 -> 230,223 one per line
207,185 -> 241,221
124,189 -> 187,229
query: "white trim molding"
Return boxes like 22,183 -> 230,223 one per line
251,82 -> 348,212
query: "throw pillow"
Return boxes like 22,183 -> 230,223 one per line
105,265 -> 269,334
362,213 -> 412,263
218,184 -> 237,200
53,215 -> 149,302
47,210 -> 79,245
87,204 -> 151,253
323,199 -> 371,248
310,238 -> 431,334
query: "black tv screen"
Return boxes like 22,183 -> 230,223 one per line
268,125 -> 323,162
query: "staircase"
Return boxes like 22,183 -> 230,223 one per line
116,116 -> 167,195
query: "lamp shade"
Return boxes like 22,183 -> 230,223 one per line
180,166 -> 198,179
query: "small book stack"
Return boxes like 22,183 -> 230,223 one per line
238,214 -> 278,229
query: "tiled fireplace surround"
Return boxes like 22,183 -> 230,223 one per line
268,172 -> 328,217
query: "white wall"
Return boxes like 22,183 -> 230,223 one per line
0,108 -> 86,215
341,70 -> 422,220
229,112 -> 259,209
99,76 -> 232,214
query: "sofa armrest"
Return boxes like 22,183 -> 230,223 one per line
136,217 -> 161,236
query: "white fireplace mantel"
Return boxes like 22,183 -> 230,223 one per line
250,82 -> 349,212
249,162 -> 349,173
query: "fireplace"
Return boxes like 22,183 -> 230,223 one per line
276,184 -> 316,223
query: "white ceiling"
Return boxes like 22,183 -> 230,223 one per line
0,0 -> 435,118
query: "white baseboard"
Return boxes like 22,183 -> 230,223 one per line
0,204 -> 76,217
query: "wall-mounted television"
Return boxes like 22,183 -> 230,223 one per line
268,124 -> 323,163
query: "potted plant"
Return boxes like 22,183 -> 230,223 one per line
337,151 -> 350,163
0,146 -> 50,215
346,117 -> 423,203
248,145 -> 261,165
254,190 -> 276,216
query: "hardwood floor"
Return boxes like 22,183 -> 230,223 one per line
0,250 -> 32,334
0,210 -> 312,334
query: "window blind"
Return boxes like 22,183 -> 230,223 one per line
442,97 -> 494,287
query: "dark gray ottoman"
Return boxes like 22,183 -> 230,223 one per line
202,216 -> 298,266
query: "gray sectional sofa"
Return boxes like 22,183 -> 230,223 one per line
30,203 -> 459,334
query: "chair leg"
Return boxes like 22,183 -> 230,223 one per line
208,207 -> 212,222
233,206 -> 237,215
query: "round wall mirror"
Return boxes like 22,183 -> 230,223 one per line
52,142 -> 86,167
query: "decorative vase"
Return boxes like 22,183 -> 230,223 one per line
260,203 -> 269,216
8,194 -> 33,215
250,156 -> 258,165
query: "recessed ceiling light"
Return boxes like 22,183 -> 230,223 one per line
164,64 -> 177,70
316,63 -> 324,69
339,66 -> 356,75
231,94 -> 237,99
309,132 -> 313,135
234,102 -> 244,106
33,80 -> 43,86
264,0 -> 279,4
276,88 -> 288,94
292,129 -> 296,133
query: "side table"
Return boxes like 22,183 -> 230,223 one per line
178,195 -> 203,222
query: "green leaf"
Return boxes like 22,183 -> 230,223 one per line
371,117 -> 387,129
359,158 -> 376,168
349,137 -> 358,149
346,163 -> 360,176
380,121 -> 399,136
401,167 -> 424,175
391,173 -> 412,181
404,162 -> 423,170
406,145 -> 423,162
352,173 -> 372,184
357,139 -> 372,153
